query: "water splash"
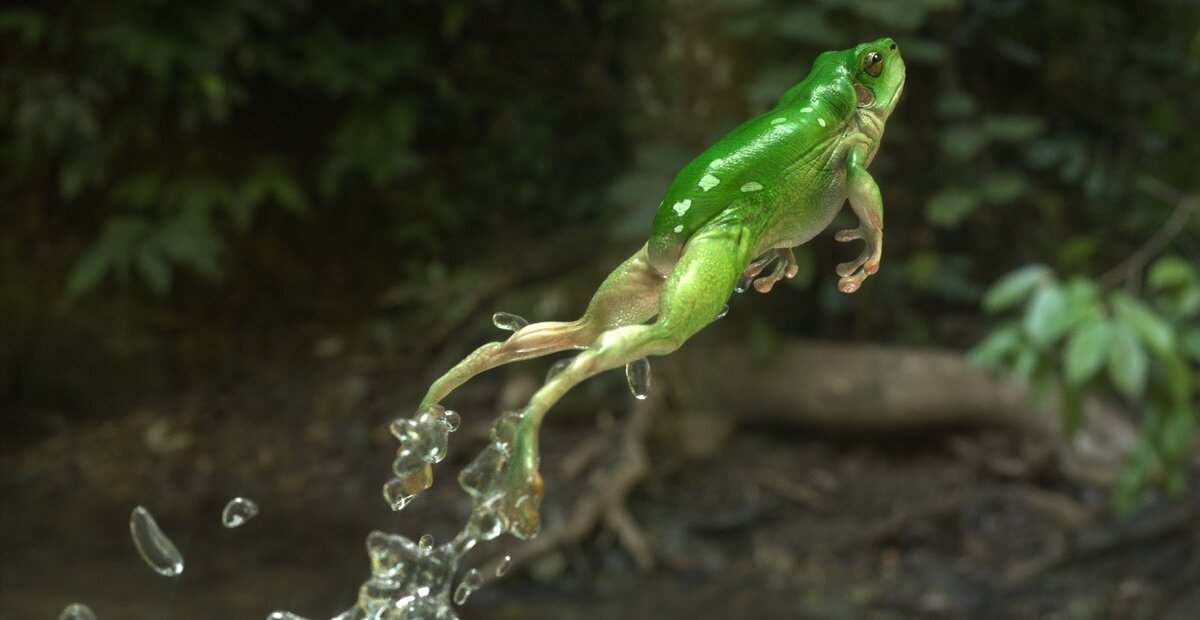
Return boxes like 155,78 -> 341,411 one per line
129,506 -> 184,577
452,569 -> 483,605
221,497 -> 259,528
492,312 -> 529,332
58,603 -> 97,620
272,409 -> 534,619
625,357 -> 651,400
382,405 -> 458,511
495,555 -> 512,577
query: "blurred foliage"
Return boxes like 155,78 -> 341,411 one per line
973,255 -> 1199,511
1,0 -> 626,296
2,1 -> 1197,503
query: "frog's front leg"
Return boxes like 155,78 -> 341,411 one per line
835,143 -> 884,293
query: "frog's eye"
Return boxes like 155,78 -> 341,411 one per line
863,51 -> 883,78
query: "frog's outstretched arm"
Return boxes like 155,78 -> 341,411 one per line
834,143 -> 884,293
500,221 -> 752,536
418,246 -> 664,410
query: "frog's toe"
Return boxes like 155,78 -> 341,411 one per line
836,261 -> 857,278
502,466 -> 544,540
835,228 -> 864,243
838,271 -> 867,294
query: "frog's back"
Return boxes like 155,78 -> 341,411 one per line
647,51 -> 857,273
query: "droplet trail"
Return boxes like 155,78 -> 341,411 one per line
492,312 -> 529,332
496,554 -> 512,577
453,568 -> 483,605
221,497 -> 259,528
626,357 -> 651,400
129,505 -> 184,577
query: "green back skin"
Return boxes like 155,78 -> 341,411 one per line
648,38 -> 906,273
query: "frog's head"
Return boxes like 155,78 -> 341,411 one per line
849,38 -> 905,119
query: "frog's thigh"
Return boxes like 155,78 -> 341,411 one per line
420,244 -> 663,408
536,222 -> 750,404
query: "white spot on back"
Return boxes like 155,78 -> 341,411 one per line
698,174 -> 720,191
672,199 -> 692,216
770,117 -> 787,124
817,118 -> 827,127
674,224 -> 684,233
801,106 -> 814,113
711,158 -> 725,168
740,182 -> 763,193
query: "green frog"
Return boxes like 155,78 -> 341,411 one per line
419,38 -> 905,537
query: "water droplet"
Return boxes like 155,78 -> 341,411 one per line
418,533 -> 434,553
266,612 -> 311,620
129,506 -> 184,577
496,555 -> 512,577
382,478 -> 414,511
58,603 -> 96,620
492,312 -> 529,332
441,410 -> 461,432
545,358 -> 571,382
221,497 -> 259,528
714,304 -> 729,321
453,568 -> 483,605
735,274 -> 752,293
625,357 -> 650,400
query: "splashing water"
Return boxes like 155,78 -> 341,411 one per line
129,506 -> 184,577
58,603 -> 97,620
382,405 -> 457,511
271,407 -> 537,619
492,312 -> 529,332
452,569 -> 483,605
625,357 -> 651,400
222,497 -> 260,528
495,555 -> 512,577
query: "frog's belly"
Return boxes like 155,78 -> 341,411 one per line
757,176 -> 847,254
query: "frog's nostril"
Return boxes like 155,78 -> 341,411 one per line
889,42 -> 897,50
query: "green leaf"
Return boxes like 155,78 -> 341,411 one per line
982,115 -> 1046,142
1111,291 -> 1174,356
66,217 -> 149,297
939,123 -> 988,161
980,172 -> 1028,205
1064,319 -> 1112,385
1108,324 -> 1148,400
1024,284 -> 1071,346
1148,256 -> 1195,290
969,323 -> 1021,369
983,265 -> 1051,313
135,248 -> 172,295
1183,329 -> 1200,363
925,187 -> 980,228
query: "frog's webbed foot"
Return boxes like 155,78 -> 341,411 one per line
834,226 -> 882,294
498,428 -> 545,540
737,248 -> 800,294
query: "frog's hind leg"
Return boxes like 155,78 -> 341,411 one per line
418,244 -> 664,410
501,224 -> 751,536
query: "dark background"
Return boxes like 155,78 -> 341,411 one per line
2,1 -> 1198,619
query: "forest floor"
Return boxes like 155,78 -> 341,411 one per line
1,238 -> 1198,620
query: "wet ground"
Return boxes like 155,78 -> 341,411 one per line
2,299 -> 1198,620
4,380 -> 1198,620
